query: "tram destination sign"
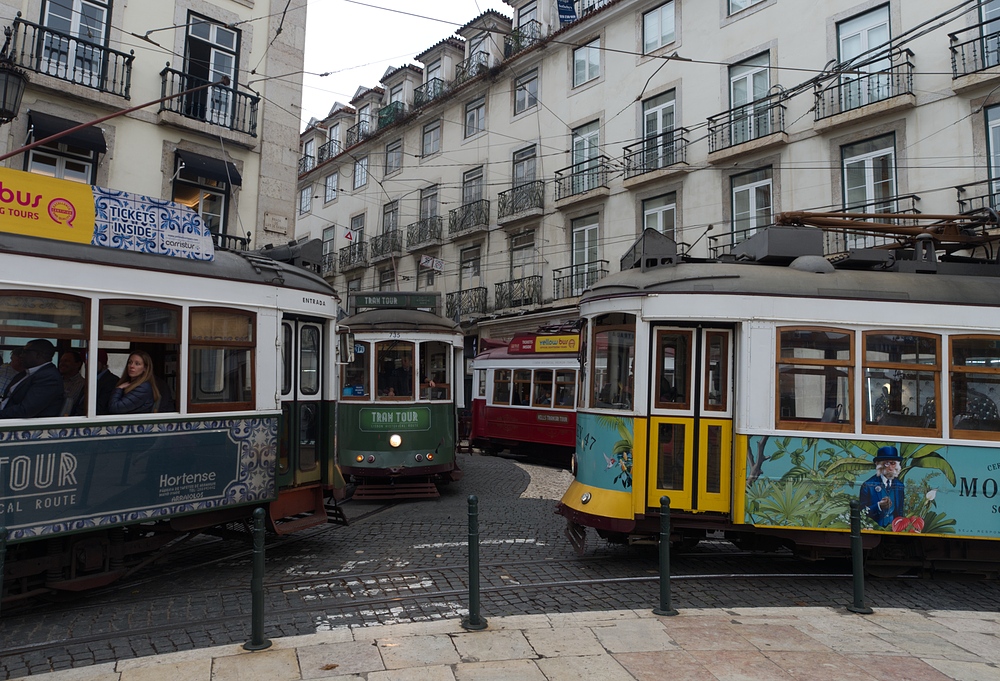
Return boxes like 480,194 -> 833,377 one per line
359,407 -> 432,432
351,292 -> 439,312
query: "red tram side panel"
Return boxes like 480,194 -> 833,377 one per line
471,330 -> 579,464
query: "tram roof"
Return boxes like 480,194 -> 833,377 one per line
0,231 -> 337,296
339,307 -> 460,333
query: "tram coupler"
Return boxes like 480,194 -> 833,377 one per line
653,496 -> 679,617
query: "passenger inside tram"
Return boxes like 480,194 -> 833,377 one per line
0,339 -> 64,418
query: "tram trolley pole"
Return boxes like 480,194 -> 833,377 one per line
461,494 -> 488,631
846,499 -> 873,615
244,507 -> 273,650
653,496 -> 679,617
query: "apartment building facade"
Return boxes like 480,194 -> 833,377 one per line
0,0 -> 305,250
296,0 -> 999,344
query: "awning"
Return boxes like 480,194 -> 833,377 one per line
176,150 -> 242,187
28,111 -> 107,153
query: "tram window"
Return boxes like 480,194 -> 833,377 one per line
419,341 -> 450,400
281,323 -> 292,396
299,326 -> 320,396
101,300 -> 181,412
533,369 -> 554,407
341,340 -> 369,398
493,369 -> 511,404
656,422 -> 685,490
101,302 -> 180,341
555,370 -> 575,408
476,369 -> 487,398
863,332 -> 940,434
655,330 -> 692,410
591,313 -> 636,410
512,369 -> 531,406
704,332 -> 729,412
0,292 -> 88,334
950,336 -> 1000,438
376,341 -> 414,398
188,309 -> 254,411
776,327 -> 853,431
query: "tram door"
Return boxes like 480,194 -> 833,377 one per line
647,327 -> 733,514
278,317 -> 325,487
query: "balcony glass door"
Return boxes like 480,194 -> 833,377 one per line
571,216 -> 599,296
42,0 -> 107,87
729,55 -> 769,144
572,121 -> 600,193
837,7 -> 890,108
643,91 -> 675,171
983,0 -> 1000,68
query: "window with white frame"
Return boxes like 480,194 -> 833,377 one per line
643,193 -> 676,238
426,59 -> 441,82
171,158 -> 231,235
842,134 -> 896,214
729,53 -> 770,144
422,120 -> 441,156
510,229 -> 535,280
349,213 -> 365,243
322,225 -> 336,276
383,200 -> 399,231
465,97 -> 485,137
302,138 -> 315,172
731,167 -> 772,238
729,0 -> 765,15
183,13 -> 239,127
324,173 -> 338,202
385,138 -> 402,174
571,215 -> 600,296
643,2 -> 675,54
389,84 -> 403,103
353,156 -> 368,189
40,0 -> 110,87
573,38 -> 600,87
460,244 -> 482,287
299,186 -> 312,214
988,105 -> 1000,194
514,70 -> 538,114
519,1 -> 537,26
379,267 -> 394,291
513,145 -> 537,186
27,140 -> 95,183
838,6 -> 891,107
983,0 -> 1000,68
571,120 -> 600,193
463,167 -> 484,204
328,123 -> 340,148
642,90 -> 676,170
420,185 -> 439,219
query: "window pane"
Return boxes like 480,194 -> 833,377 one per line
102,303 -> 178,339
342,340 -> 370,397
592,313 -> 635,409
0,294 -> 87,333
190,347 -> 252,405
657,422 -> 685,489
299,326 -> 320,395
191,310 -> 252,342
656,331 -> 690,408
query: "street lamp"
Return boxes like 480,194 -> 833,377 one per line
0,26 -> 28,125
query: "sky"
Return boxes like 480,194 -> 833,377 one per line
300,0 -> 513,129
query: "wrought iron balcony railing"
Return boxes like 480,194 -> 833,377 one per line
815,52 -> 913,120
11,14 -> 133,98
623,129 -> 688,179
950,20 -> 1000,78
579,0 -> 612,15
406,216 -> 443,250
214,232 -> 250,251
449,199 -> 490,235
454,52 -> 491,86
495,275 -> 542,310
956,178 -> 1000,215
708,96 -> 785,153
339,241 -> 368,271
446,287 -> 488,319
160,67 -> 259,136
554,156 -> 610,201
298,155 -> 315,175
370,229 -> 403,260
504,20 -> 542,59
498,181 -> 544,220
346,119 -> 372,146
318,139 -> 341,163
414,78 -> 446,107
321,252 -> 336,278
553,261 -> 608,299
377,101 -> 406,129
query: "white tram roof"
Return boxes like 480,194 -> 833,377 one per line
471,342 -> 579,369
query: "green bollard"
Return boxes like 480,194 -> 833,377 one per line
846,499 -> 873,615
653,496 -> 678,616
243,508 -> 273,650
461,495 -> 488,630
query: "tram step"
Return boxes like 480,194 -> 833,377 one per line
352,482 -> 441,500
268,485 -> 328,535
325,502 -> 350,526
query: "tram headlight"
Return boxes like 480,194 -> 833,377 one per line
367,455 -> 376,463
426,453 -> 434,461
355,455 -> 364,463
389,434 -> 402,448
415,453 -> 424,462
581,492 -> 591,504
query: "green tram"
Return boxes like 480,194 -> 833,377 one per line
336,292 -> 464,499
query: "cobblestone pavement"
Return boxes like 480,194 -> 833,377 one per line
2,452 -> 998,679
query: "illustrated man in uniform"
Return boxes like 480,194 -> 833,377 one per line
859,446 -> 905,528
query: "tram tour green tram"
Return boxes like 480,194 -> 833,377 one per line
336,292 -> 464,499
558,214 -> 1000,575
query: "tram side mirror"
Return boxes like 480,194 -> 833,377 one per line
340,333 -> 356,364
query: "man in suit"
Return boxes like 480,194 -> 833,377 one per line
72,349 -> 119,416
859,446 -> 905,528
0,339 -> 64,419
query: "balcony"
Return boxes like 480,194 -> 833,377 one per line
214,232 -> 250,251
554,156 -> 610,204
495,275 -> 542,310
370,229 -> 403,262
11,15 -> 133,99
298,155 -> 315,175
579,0 -> 612,15
318,139 -> 341,163
814,52 -> 914,126
707,96 -> 786,159
377,101 -> 407,129
449,199 -> 490,236
623,129 -> 689,182
957,178 -> 1000,215
414,78 -> 446,107
406,216 -> 443,250
498,181 -> 545,224
454,52 -> 491,87
951,20 -> 1000,80
553,261 -> 608,299
160,67 -> 259,136
504,20 -> 542,59
346,119 -> 372,146
446,287 -> 488,319
339,241 -> 368,272
321,252 -> 336,278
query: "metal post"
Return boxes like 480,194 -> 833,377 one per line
461,494 -> 488,630
846,499 -> 873,615
243,507 -> 272,650
653,496 -> 678,616
0,527 -> 6,620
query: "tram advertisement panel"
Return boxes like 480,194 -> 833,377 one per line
0,417 -> 277,542
576,413 -> 635,491
745,436 -> 1000,539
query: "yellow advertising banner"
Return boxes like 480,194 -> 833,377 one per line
0,166 -> 96,243
534,335 -> 580,353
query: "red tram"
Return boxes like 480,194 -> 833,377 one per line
470,324 -> 580,465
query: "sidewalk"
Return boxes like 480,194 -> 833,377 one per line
10,607 -> 1000,680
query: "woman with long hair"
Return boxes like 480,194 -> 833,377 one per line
108,351 -> 161,414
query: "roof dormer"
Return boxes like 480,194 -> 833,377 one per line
415,37 -> 465,106
455,10 -> 512,85
378,64 -> 422,129
503,0 -> 549,58
348,87 -> 384,146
